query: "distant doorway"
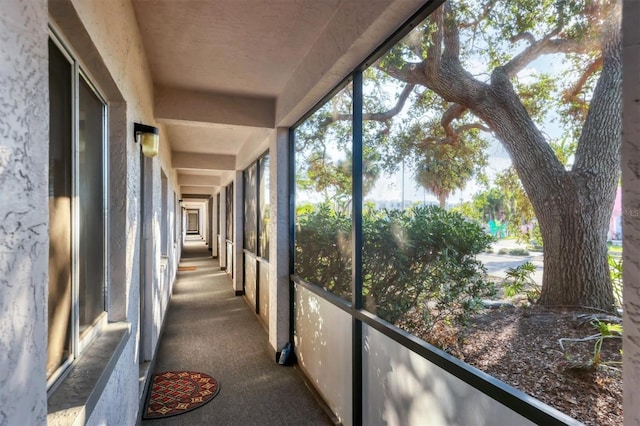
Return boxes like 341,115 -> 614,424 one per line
187,209 -> 199,234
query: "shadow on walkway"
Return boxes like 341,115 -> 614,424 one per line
143,238 -> 332,425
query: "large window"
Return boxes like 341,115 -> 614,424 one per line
292,0 -> 622,424
225,183 -> 234,241
294,88 -> 353,301
258,154 -> 270,259
244,163 -> 258,253
243,152 -> 270,259
160,172 -> 168,255
47,35 -> 107,384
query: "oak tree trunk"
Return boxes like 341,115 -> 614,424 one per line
383,2 -> 621,311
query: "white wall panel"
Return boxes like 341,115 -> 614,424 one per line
294,284 -> 352,425
363,325 -> 535,426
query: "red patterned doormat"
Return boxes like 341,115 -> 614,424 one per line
143,371 -> 220,419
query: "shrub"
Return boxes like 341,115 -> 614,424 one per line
295,203 -> 352,298
498,248 -> 509,255
502,261 -> 540,304
296,204 -> 495,330
508,248 -> 530,256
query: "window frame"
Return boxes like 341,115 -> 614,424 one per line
242,150 -> 270,260
288,1 -> 578,424
47,29 -> 109,392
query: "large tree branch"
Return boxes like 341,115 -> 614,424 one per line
417,117 -> 491,149
331,83 -> 416,123
425,6 -> 444,76
441,1 -> 460,60
457,123 -> 491,133
441,104 -> 467,141
563,56 -> 603,111
378,62 -> 425,85
572,1 -> 621,178
458,0 -> 499,30
503,37 -> 598,78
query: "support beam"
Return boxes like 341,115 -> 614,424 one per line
180,186 -> 216,196
155,86 -> 275,128
212,194 -> 219,257
233,171 -> 244,294
178,174 -> 220,187
172,152 -> 235,171
182,193 -> 213,199
268,128 -> 291,356
219,188 -> 227,270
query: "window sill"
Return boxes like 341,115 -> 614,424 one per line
47,322 -> 131,425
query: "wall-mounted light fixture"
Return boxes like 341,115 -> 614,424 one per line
134,122 -> 159,158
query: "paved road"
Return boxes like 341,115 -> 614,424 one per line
476,239 -> 544,285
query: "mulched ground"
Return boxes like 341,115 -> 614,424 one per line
403,307 -> 622,426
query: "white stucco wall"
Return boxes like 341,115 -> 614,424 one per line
86,337 -> 137,426
46,0 -> 181,423
0,0 -> 49,424
233,171 -> 245,292
268,128 -> 291,354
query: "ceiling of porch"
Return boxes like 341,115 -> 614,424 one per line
131,0 -> 428,197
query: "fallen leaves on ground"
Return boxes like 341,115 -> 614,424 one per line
402,307 -> 622,426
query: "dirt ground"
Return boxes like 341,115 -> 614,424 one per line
404,306 -> 622,426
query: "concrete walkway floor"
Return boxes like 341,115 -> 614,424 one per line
142,238 -> 332,425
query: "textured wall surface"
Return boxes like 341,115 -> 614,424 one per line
233,171 -> 245,292
622,1 -> 640,425
86,338 -> 136,426
268,128 -> 291,354
47,0 -> 180,423
0,0 -> 49,424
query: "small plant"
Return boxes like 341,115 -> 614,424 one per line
508,248 -> 530,256
559,319 -> 623,369
608,255 -> 623,308
497,248 -> 509,255
502,261 -> 540,303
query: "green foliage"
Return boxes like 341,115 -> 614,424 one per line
295,204 -> 495,328
559,319 -> 623,369
494,167 -> 536,235
508,248 -> 530,256
413,130 -> 488,207
502,261 -> 540,303
363,205 -> 495,325
608,255 -> 623,308
531,223 -> 543,249
295,203 -> 352,298
550,138 -> 578,168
